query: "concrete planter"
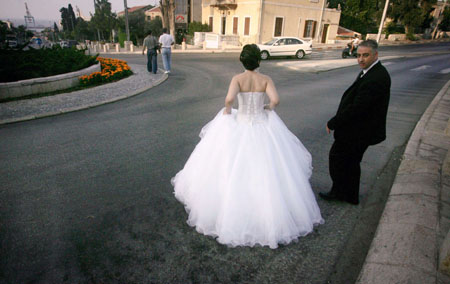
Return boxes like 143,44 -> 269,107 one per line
388,34 -> 407,41
0,62 -> 101,100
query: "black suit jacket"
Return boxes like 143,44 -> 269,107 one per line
327,61 -> 391,145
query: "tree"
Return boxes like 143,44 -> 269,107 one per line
329,0 -> 381,34
60,4 -> 78,32
60,7 -> 70,31
90,0 -> 117,41
148,17 -> 163,37
0,21 -> 8,44
15,25 -> 33,43
68,4 -> 77,31
120,10 -> 147,44
159,0 -> 170,29
389,0 -> 437,38
117,7 -> 161,45
420,0 -> 437,31
74,18 -> 94,41
439,6 -> 450,31
160,0 -> 175,35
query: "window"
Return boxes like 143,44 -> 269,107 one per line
244,17 -> 250,36
209,16 -> 213,32
304,20 -> 316,38
287,38 -> 301,45
221,16 -> 226,35
233,17 -> 238,35
277,39 -> 287,45
147,16 -> 151,21
274,17 -> 283,37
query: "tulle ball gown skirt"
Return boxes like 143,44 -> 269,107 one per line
171,109 -> 324,249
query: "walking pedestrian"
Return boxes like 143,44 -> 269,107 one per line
159,28 -> 174,74
171,44 -> 323,248
142,30 -> 159,74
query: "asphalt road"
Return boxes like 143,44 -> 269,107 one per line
1,43 -> 449,284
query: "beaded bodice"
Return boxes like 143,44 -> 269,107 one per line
237,92 -> 268,124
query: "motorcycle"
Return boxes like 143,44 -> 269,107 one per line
342,43 -> 357,58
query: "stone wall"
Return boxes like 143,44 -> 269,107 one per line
0,63 -> 101,100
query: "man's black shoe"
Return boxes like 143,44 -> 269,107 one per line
319,191 -> 341,201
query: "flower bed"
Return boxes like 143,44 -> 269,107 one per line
79,57 -> 132,87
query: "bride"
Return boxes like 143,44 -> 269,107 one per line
171,44 -> 323,249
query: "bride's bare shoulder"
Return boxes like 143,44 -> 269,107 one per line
258,72 -> 271,80
233,72 -> 246,79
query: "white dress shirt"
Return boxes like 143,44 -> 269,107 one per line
361,59 -> 379,77
159,33 -> 174,48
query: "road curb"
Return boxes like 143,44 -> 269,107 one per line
356,80 -> 450,283
0,72 -> 168,126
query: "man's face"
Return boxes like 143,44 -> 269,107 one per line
357,46 -> 378,69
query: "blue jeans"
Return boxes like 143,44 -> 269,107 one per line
161,47 -> 172,72
147,49 -> 157,74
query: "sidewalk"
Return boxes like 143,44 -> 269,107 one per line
357,80 -> 450,283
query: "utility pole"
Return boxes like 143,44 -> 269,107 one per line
316,0 -> 326,42
124,0 -> 130,41
258,0 -> 265,44
376,0 -> 389,43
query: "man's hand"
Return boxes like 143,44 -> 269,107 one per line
326,125 -> 331,134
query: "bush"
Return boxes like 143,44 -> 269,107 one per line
383,22 -> 405,39
118,31 -> 127,48
187,21 -> 210,37
0,45 -> 98,83
406,32 -> 417,41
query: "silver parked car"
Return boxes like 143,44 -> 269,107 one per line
257,37 -> 313,60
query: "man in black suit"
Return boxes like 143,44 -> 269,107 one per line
319,39 -> 391,205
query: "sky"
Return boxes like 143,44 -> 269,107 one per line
0,0 -> 159,24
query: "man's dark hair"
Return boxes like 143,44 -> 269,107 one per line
162,28 -> 168,34
359,39 -> 378,51
147,30 -> 152,35
240,44 -> 261,71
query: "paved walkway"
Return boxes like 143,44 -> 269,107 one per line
357,81 -> 450,283
0,65 -> 167,125
1,41 -> 450,282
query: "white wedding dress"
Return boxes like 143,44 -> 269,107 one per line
171,92 -> 323,249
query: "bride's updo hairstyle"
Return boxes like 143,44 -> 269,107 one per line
240,44 -> 261,71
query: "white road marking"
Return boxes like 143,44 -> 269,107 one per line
382,62 -> 393,66
439,68 -> 450,74
411,65 -> 431,71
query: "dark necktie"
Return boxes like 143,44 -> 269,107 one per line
355,70 -> 364,82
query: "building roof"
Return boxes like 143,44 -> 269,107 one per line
147,6 -> 161,13
118,5 -> 152,16
337,26 -> 361,37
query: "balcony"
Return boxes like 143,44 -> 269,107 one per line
210,0 -> 237,10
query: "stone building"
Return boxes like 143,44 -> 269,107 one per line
202,0 -> 341,45
145,6 -> 163,22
